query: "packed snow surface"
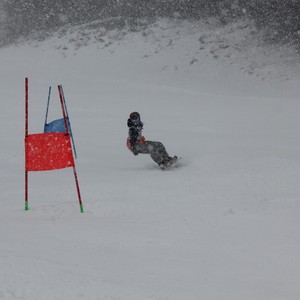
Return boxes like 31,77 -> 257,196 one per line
1,20 -> 300,300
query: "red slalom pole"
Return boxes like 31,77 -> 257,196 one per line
58,85 -> 70,134
58,85 -> 84,213
25,78 -> 29,211
72,165 -> 84,213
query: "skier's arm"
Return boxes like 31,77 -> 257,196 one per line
128,129 -> 139,155
128,128 -> 138,146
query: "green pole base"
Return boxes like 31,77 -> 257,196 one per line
80,204 -> 84,213
25,202 -> 29,211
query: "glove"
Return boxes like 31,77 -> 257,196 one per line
132,146 -> 139,156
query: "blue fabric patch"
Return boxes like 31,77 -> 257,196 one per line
44,117 -> 70,133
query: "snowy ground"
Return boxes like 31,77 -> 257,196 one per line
1,19 -> 300,300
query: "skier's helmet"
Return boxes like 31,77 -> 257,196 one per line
130,112 -> 140,121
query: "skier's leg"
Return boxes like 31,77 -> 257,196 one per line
145,141 -> 171,165
135,141 -> 172,165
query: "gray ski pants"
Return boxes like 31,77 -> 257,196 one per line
134,141 -> 170,165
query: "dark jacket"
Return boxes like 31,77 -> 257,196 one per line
127,118 -> 145,151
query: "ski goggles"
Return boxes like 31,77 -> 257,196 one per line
131,116 -> 140,123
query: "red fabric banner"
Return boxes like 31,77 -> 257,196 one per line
25,132 -> 75,171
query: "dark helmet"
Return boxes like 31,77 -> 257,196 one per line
130,112 -> 140,120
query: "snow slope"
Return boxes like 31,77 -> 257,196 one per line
1,19 -> 300,300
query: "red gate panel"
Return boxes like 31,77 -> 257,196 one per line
25,132 -> 74,171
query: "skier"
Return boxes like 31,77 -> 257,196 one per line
127,112 -> 177,169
